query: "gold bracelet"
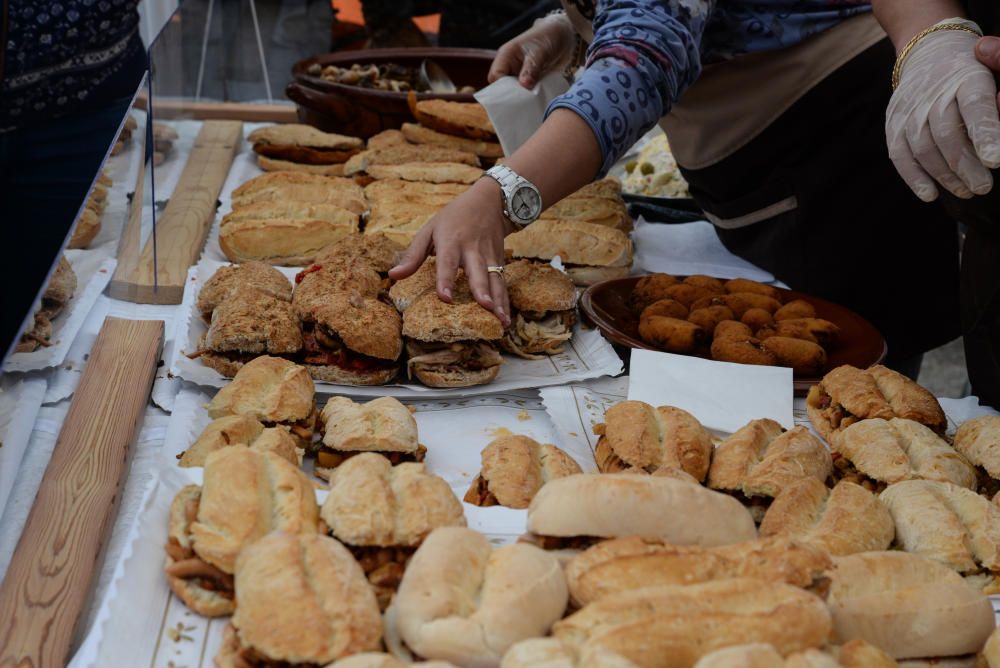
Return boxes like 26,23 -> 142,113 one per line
892,22 -> 982,90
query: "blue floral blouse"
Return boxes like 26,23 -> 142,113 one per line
549,0 -> 872,174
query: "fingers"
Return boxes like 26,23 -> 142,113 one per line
488,42 -> 524,83
888,130 -> 940,202
489,270 -> 511,327
519,48 -> 542,88
463,249 -> 496,312
435,245 -> 460,303
929,97 -> 991,196
389,225 -> 433,280
956,75 -> 1000,169
976,36 -> 1000,71
905,120 -> 964,200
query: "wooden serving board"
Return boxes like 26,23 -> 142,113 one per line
109,120 -> 242,304
0,318 -> 164,667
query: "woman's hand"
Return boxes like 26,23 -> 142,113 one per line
388,179 -> 513,327
976,36 -> 1000,106
886,23 -> 1000,202
488,11 -> 576,89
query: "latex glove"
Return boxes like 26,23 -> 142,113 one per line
388,179 -> 513,327
488,12 -> 576,89
886,21 -> 1000,202
977,36 -> 1000,107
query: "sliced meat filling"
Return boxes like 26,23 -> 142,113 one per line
164,492 -> 235,599
233,642 -> 323,668
347,544 -> 416,611
302,324 -> 397,372
831,452 -> 889,494
519,534 -> 603,551
316,443 -> 427,470
406,340 -> 503,378
503,310 -> 576,360
814,392 -> 860,433
463,474 -> 500,507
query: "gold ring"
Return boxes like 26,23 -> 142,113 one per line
486,265 -> 505,276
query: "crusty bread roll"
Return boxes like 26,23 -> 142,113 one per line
366,162 -> 484,184
327,653 -> 459,667
248,123 -> 363,150
759,479 -> 894,556
593,401 -> 713,480
390,527 -> 568,668
978,627 -> 1000,668
315,233 -> 404,275
310,293 -> 403,362
219,216 -> 359,266
207,356 -> 315,424
178,415 -> 299,467
322,453 -> 465,547
388,257 -> 439,312
344,143 -> 479,175
257,154 -> 346,174
409,98 -> 497,140
196,261 -> 292,321
204,287 -> 303,356
708,421 -> 832,498
503,259 -> 578,314
540,197 -> 630,230
954,415 -> 1000,480
504,219 -> 633,269
833,418 -> 976,489
564,536 -> 832,607
400,122 -> 504,159
465,435 -> 582,509
879,479 -> 1000,576
231,171 -> 367,214
501,638 -> 639,668
691,641 -> 900,668
402,287 -> 504,343
827,551 -> 995,660
223,532 -> 381,665
527,474 -> 757,546
364,176 -> 471,202
553,578 -> 831,668
320,396 -> 418,455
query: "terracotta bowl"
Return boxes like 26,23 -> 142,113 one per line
288,47 -> 496,138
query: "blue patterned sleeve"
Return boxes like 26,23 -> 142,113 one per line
546,0 -> 712,175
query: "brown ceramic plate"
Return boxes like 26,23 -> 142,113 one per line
288,47 -> 496,138
581,276 -> 887,395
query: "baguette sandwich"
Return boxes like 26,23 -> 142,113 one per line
407,96 -> 497,141
464,435 -> 582,509
806,364 -> 946,442
385,527 -> 568,667
230,171 -> 367,214
196,261 -> 292,323
206,356 -> 317,449
954,415 -> 1000,496
215,532 -> 382,666
344,143 -> 479,176
504,219 -> 633,286
759,478 -> 894,556
164,448 -> 319,617
247,123 -> 363,164
256,154 -> 346,175
400,122 -> 504,160
402,285 -> 504,388
593,401 -> 713,480
321,453 -> 465,609
692,641 -> 899,668
524,473 -> 757,554
177,414 -> 300,467
501,260 -> 578,359
317,396 -> 424,472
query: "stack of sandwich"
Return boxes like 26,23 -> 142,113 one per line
69,171 -> 111,249
345,132 -> 484,185
247,123 -> 364,175
218,171 -> 365,265
16,255 -> 77,352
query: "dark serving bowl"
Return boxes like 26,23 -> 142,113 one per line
581,275 -> 887,395
287,47 -> 496,138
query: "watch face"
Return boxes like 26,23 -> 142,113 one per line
510,185 -> 541,223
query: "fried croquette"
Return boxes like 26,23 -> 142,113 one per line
724,278 -> 781,300
687,305 -> 735,337
774,299 -> 817,321
741,307 -> 775,331
683,275 -> 726,293
641,299 -> 689,321
638,316 -> 704,353
761,336 -> 828,375
631,273 -> 680,313
713,320 -> 754,341
663,283 -> 722,309
720,292 -> 783,318
773,318 -> 840,347
710,336 -> 778,366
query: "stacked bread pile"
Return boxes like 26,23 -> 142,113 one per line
248,123 -> 364,175
69,171 -> 111,249
16,255 -> 76,352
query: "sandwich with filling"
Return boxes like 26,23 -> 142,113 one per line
316,396 -> 424,473
177,414 -> 301,468
501,259 -> 578,359
195,260 -> 292,323
464,434 -> 582,509
503,219 -> 633,286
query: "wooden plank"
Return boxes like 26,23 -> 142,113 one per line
0,317 -> 163,667
109,120 -> 242,304
134,94 -> 298,123
108,128 -> 147,302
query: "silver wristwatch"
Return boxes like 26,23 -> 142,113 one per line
484,165 -> 542,227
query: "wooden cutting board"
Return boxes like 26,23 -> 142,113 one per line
109,120 -> 242,304
0,317 -> 163,666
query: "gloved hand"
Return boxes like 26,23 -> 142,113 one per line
977,36 -> 1000,107
488,12 -> 576,89
886,21 -> 1000,202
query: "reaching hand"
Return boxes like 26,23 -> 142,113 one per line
488,12 -> 576,89
388,179 -> 513,327
976,36 -> 1000,107
886,24 -> 1000,201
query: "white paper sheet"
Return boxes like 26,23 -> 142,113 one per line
0,375 -> 47,517
71,383 -> 595,668
3,252 -> 116,373
627,349 -> 793,434
633,217 -> 775,282
169,258 -> 623,398
474,72 -> 569,156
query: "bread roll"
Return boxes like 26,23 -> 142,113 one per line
465,435 -> 582,509
501,638 -> 639,668
207,356 -> 315,424
320,396 -> 418,454
504,219 -> 633,268
954,415 -> 1000,480
390,527 -> 568,667
527,474 -> 757,547
827,551 -> 994,659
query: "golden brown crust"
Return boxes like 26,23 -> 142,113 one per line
179,415 -> 265,467
367,129 -> 408,149
197,261 -> 292,319
954,415 -> 1000,479
567,177 -> 622,199
868,365 -> 947,432
565,536 -> 833,607
711,337 -> 778,366
504,259 -> 578,313
320,396 -> 418,454
222,200 -> 359,228
207,356 -> 315,423
467,435 -> 582,509
306,363 -> 399,386
759,479 -> 894,556
292,261 -> 382,322
640,299 -> 689,321
724,278 -> 781,300
365,162 -> 483,184
761,337 -> 827,375
504,219 -> 633,268
806,365 -> 895,442
553,578 -> 832,666
412,363 -> 501,388
45,256 -> 77,305
205,287 -> 303,354
706,418 -> 785,491
257,154 -> 347,175
231,172 -> 366,214
736,426 -> 832,498
312,293 -> 402,361
774,300 -> 817,321
344,144 -> 479,175
403,286 -> 504,342
596,401 -> 713,481
688,305 -> 736,337
363,177 -> 471,202
248,124 -> 363,150
631,274 -> 681,313
314,232 -> 404,275
388,258 -> 440,312
219,217 -> 359,266
409,98 -> 496,140
254,144 -> 361,165
231,532 -> 382,663
322,453 -> 465,546
639,316 -> 704,353
69,207 -> 101,248
400,122 -> 504,158
540,198 -> 630,230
